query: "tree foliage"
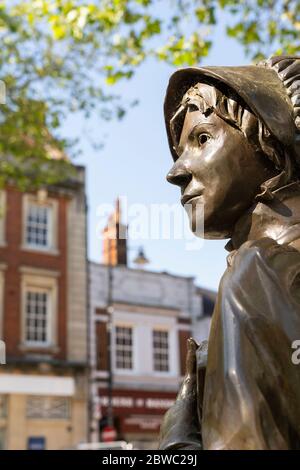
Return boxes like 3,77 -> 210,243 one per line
0,0 -> 299,188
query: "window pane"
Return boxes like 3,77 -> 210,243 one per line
115,327 -> 133,370
153,330 -> 169,372
25,290 -> 49,345
26,204 -> 51,248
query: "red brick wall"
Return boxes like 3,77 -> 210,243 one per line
0,187 -> 68,359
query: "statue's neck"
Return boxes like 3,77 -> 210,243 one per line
228,182 -> 300,251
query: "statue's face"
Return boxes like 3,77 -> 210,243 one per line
167,106 -> 275,238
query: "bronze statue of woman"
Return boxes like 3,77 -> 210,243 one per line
159,56 -> 300,450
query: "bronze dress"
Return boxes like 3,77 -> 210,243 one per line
159,183 -> 300,450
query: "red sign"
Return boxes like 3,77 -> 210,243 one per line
102,425 -> 117,442
98,389 -> 177,435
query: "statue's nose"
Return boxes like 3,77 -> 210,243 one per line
166,164 -> 191,187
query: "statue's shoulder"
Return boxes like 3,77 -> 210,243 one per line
227,237 -> 300,269
220,237 -> 300,308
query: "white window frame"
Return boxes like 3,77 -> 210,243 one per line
112,309 -> 179,378
25,288 -> 51,347
21,272 -> 58,349
0,191 -> 6,247
22,195 -> 58,254
113,324 -> 135,373
152,328 -> 170,373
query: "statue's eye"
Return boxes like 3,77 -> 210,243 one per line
198,133 -> 210,146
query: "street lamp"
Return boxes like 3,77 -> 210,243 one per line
133,246 -> 149,268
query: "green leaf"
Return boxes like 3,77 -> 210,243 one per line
0,0 -> 299,188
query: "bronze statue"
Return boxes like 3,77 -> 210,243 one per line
159,56 -> 300,450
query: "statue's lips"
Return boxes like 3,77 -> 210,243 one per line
181,193 -> 203,206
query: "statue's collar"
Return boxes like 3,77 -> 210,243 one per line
227,182 -> 300,252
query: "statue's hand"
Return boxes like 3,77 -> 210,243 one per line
158,338 -> 202,450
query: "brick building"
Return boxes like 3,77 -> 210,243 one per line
89,201 -> 215,448
0,166 -> 88,450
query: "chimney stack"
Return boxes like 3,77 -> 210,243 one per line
102,198 -> 127,266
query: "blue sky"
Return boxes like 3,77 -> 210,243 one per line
63,20 -> 249,291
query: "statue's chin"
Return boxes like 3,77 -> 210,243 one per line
189,216 -> 233,240
203,230 -> 232,240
